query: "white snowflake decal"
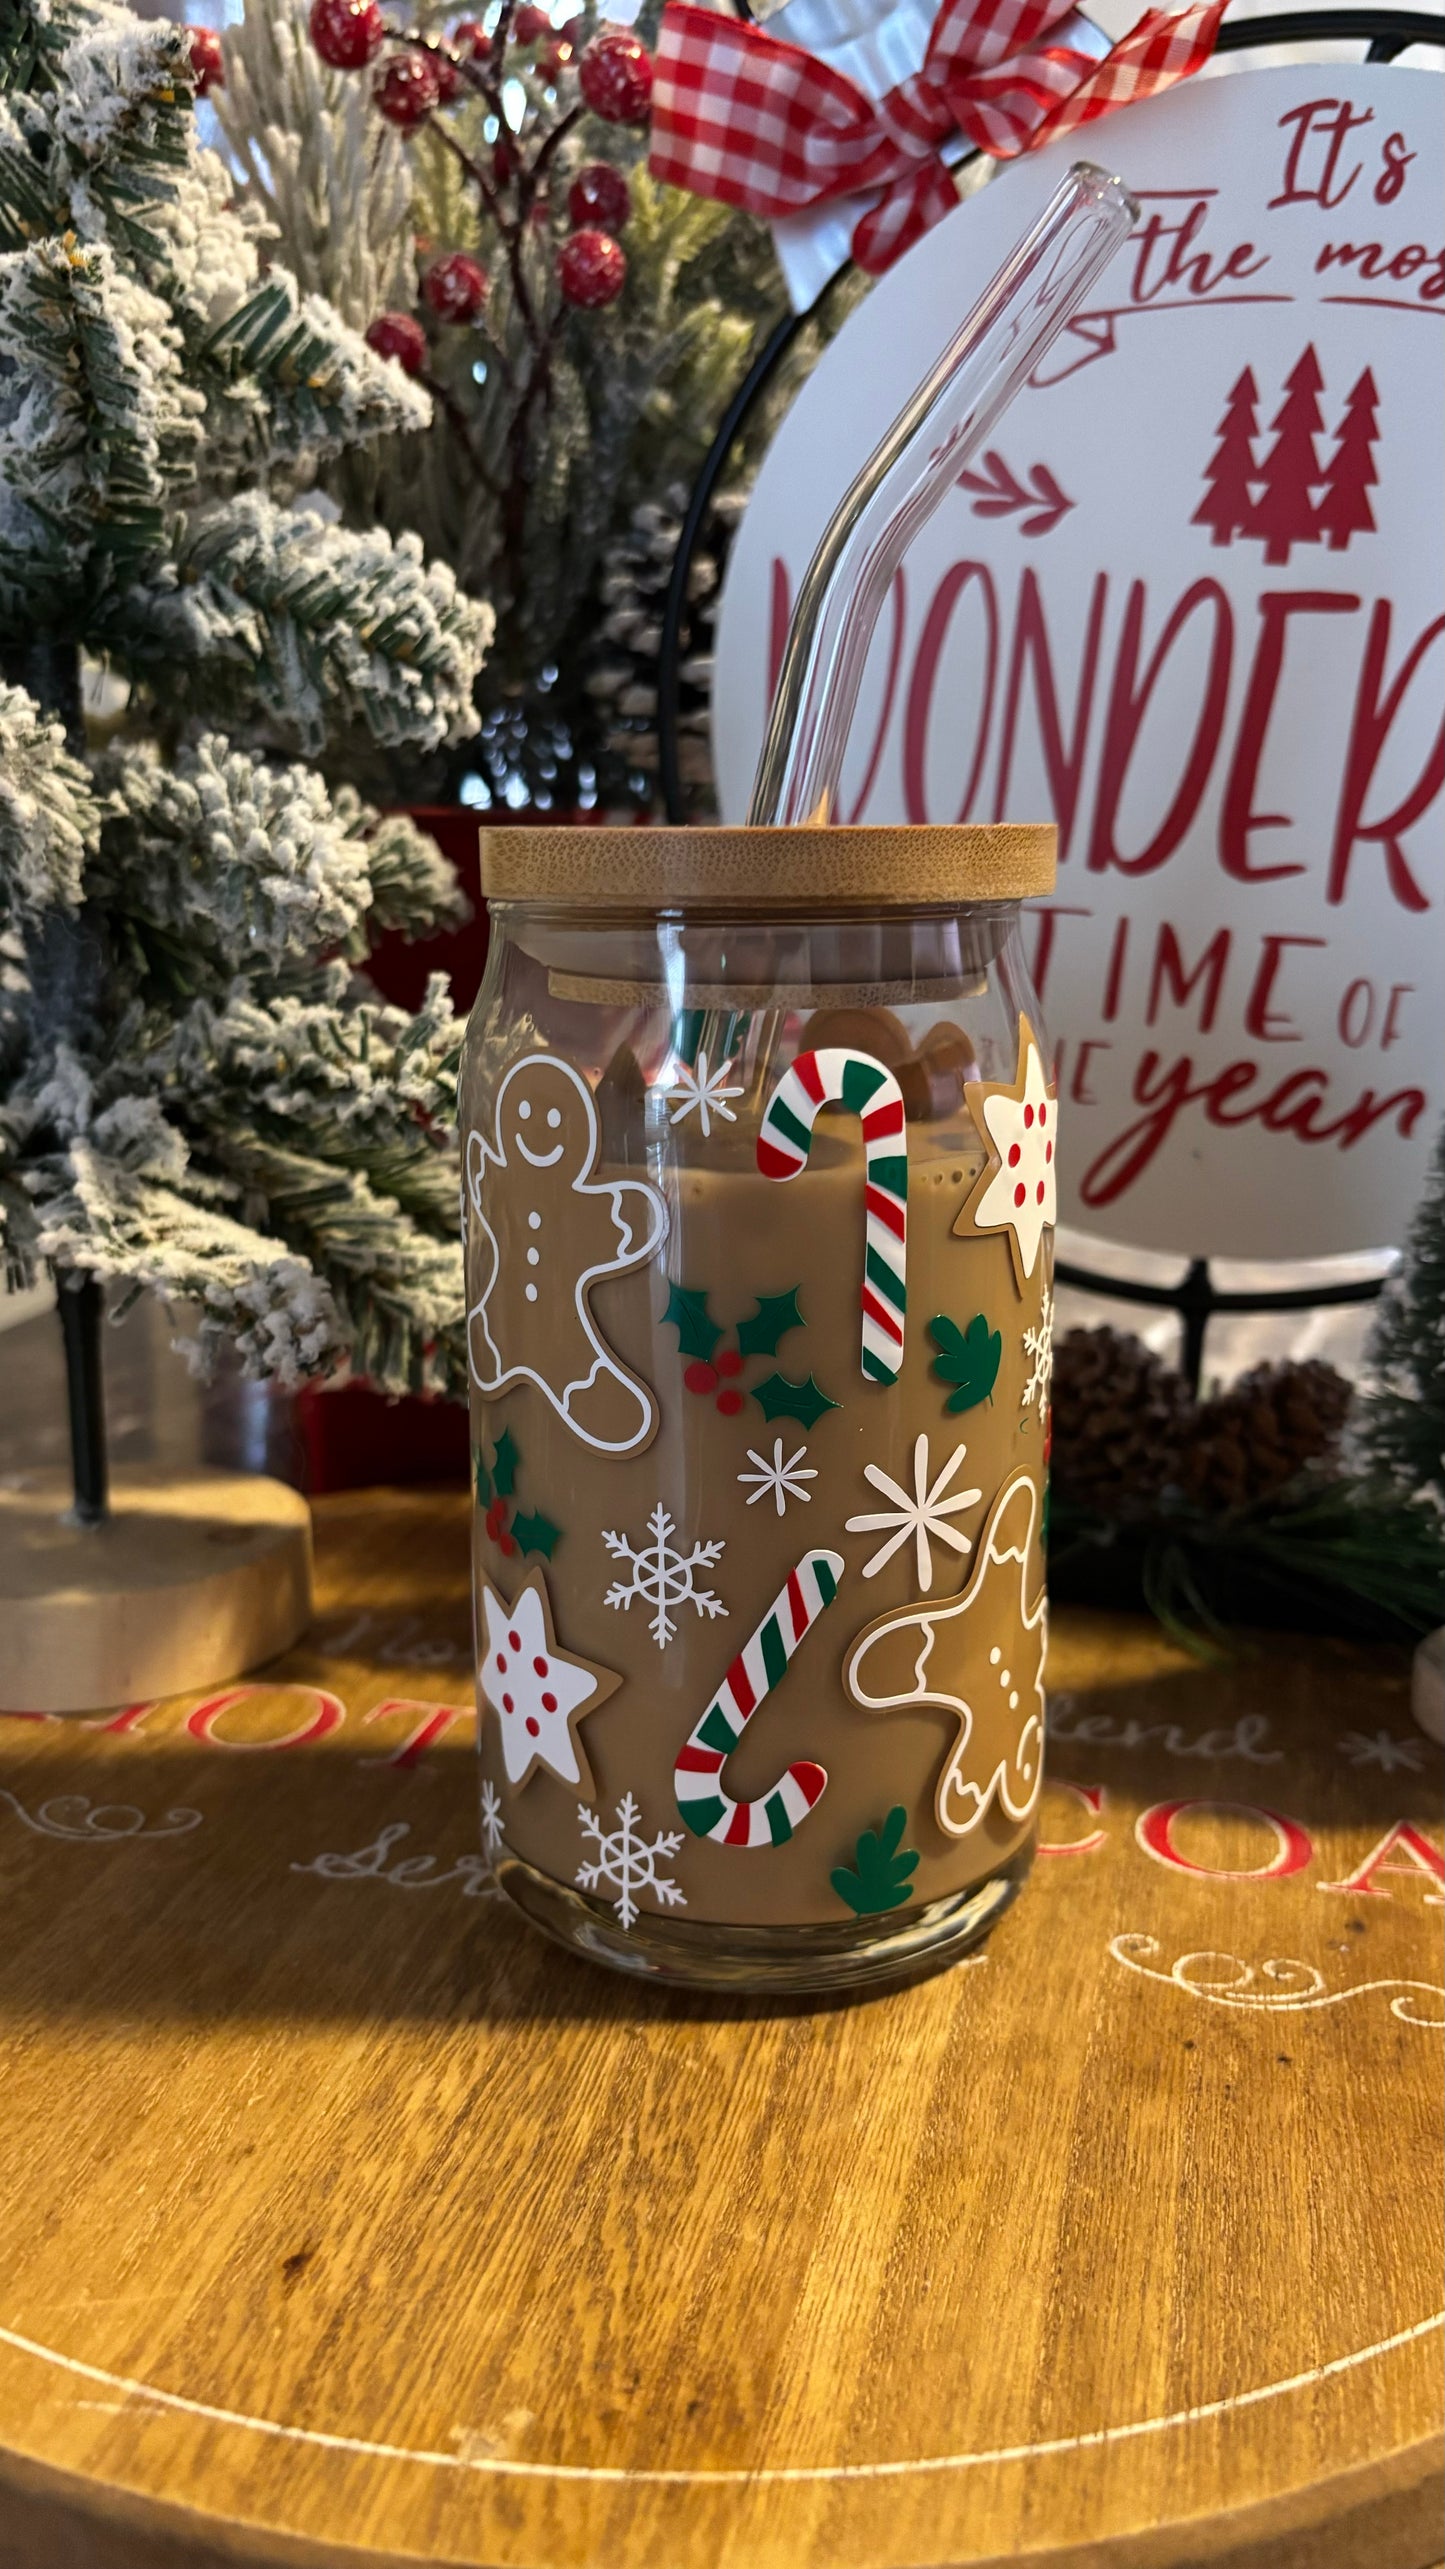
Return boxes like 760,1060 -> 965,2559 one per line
846,1435 -> 983,1590
603,1504 -> 727,1649
1022,1282 -> 1054,1413
1338,1729 -> 1427,1775
737,1438 -> 817,1517
479,1777 -> 504,1866
658,1048 -> 745,1140
577,1793 -> 687,1930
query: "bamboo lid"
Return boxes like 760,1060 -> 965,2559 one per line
480,823 -> 1055,909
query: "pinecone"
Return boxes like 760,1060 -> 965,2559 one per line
1181,1359 -> 1352,1511
1052,1327 -> 1192,1515
583,480 -> 746,816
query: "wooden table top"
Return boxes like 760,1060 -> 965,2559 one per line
0,1489 -> 1439,2569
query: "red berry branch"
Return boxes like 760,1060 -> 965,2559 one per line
316,1 -> 651,614
185,22 -> 224,93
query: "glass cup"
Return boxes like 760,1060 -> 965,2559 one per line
460,823 -> 1057,1993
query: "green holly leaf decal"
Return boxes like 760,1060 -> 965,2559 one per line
751,1371 -> 839,1429
929,1312 -> 1002,1414
831,1808 -> 920,1916
473,1447 -> 492,1508
490,1426 -> 521,1497
736,1287 -> 805,1359
664,1283 -> 723,1364
512,1508 -> 561,1560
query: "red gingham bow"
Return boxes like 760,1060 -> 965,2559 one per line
650,0 -> 1226,276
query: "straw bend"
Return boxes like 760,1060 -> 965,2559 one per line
748,162 -> 1140,830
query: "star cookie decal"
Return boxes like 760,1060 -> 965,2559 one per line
478,1565 -> 620,1794
954,1016 -> 1057,1292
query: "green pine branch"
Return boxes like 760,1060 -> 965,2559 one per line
0,680 -> 97,926
0,236 -> 201,623
118,495 -> 491,756
198,271 -> 431,479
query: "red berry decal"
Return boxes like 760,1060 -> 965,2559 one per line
423,250 -> 489,320
309,0 -> 385,70
683,1360 -> 718,1396
716,1388 -> 744,1418
186,24 -> 224,93
556,226 -> 626,308
365,310 -> 428,374
568,162 -> 630,231
577,29 -> 652,123
373,46 -> 442,125
714,1346 -> 743,1379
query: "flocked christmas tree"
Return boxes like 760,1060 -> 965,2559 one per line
1356,1120 -> 1445,1511
0,0 -> 493,1521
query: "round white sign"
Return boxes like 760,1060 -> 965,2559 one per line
714,64 -> 1444,1260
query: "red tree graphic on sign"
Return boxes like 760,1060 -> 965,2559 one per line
1316,367 -> 1380,550
1249,346 -> 1326,565
1193,368 -> 1260,546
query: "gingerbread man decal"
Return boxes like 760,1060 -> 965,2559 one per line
844,1472 -> 1045,1842
466,1053 -> 669,1456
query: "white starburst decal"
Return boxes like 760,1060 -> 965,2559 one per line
1022,1282 -> 1054,1412
657,1047 -> 745,1140
1338,1729 -> 1427,1775
845,1435 -> 983,1590
603,1503 -> 728,1649
737,1438 -> 817,1517
479,1777 -> 504,1866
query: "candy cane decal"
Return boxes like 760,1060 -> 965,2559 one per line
757,1048 -> 907,1383
674,1549 -> 844,1847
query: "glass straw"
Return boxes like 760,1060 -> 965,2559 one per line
748,162 -> 1139,829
